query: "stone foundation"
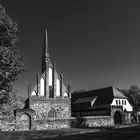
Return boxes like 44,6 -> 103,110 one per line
0,118 -> 16,131
71,116 -> 114,128
0,114 -> 133,131
35,119 -> 71,130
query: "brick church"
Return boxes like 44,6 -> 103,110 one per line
0,29 -> 135,131
15,29 -> 71,130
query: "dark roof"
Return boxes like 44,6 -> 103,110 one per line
73,96 -> 97,104
71,86 -> 127,111
112,87 -> 126,98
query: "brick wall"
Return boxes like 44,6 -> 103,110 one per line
35,119 -> 71,130
71,116 -> 114,128
30,98 -> 71,120
0,118 -> 16,131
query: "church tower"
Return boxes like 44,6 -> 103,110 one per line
27,29 -> 71,127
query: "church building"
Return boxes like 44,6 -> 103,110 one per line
15,29 -> 71,130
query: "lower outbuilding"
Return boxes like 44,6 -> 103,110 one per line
71,86 -> 133,127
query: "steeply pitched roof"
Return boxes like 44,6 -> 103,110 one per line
112,87 -> 126,98
31,72 -> 45,93
74,96 -> 97,104
72,86 -> 127,111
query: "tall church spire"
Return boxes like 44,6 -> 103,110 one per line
45,28 -> 50,60
42,28 -> 50,73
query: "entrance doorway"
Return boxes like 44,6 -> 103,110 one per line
114,111 -> 122,124
20,113 -> 31,130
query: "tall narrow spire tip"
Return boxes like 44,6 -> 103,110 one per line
45,28 -> 50,58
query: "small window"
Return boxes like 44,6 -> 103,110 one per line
122,100 -> 124,105
119,100 -> 121,105
31,91 -> 36,96
116,100 -> 118,105
64,92 -> 68,97
48,109 -> 56,118
124,100 -> 126,105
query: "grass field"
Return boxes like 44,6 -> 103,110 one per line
0,127 -> 107,140
0,124 -> 138,140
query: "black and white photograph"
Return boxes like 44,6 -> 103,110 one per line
0,0 -> 139,140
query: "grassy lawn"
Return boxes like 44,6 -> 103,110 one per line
0,124 -> 138,140
0,127 -> 105,140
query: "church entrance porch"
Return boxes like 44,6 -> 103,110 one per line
114,111 -> 122,125
15,109 -> 35,130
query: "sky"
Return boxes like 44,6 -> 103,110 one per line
1,0 -> 139,97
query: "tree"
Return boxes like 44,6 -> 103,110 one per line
119,85 -> 140,108
0,4 -> 24,104
0,91 -> 25,117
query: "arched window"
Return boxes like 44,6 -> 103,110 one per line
49,67 -> 53,86
40,78 -> 45,96
56,79 -> 60,96
64,92 -> 68,97
48,109 -> 56,118
31,91 -> 36,96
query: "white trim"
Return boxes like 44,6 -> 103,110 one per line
40,77 -> 45,96
31,90 -> 36,96
49,67 -> 53,86
56,79 -> 60,96
111,98 -> 133,112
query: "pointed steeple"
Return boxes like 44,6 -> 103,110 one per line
44,28 -> 50,60
28,83 -> 32,98
42,28 -> 50,73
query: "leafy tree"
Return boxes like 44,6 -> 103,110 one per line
0,4 -> 24,104
119,85 -> 140,108
0,91 -> 25,117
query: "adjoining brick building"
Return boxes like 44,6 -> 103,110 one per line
71,86 -> 133,127
15,29 -> 71,130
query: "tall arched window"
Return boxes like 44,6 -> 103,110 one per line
56,79 -> 60,96
49,67 -> 53,98
48,109 -> 56,118
40,78 -> 45,96
31,91 -> 36,96
49,67 -> 53,86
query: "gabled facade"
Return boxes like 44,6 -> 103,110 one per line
16,29 -> 71,130
110,87 -> 132,112
72,86 -> 133,125
28,29 -> 71,120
